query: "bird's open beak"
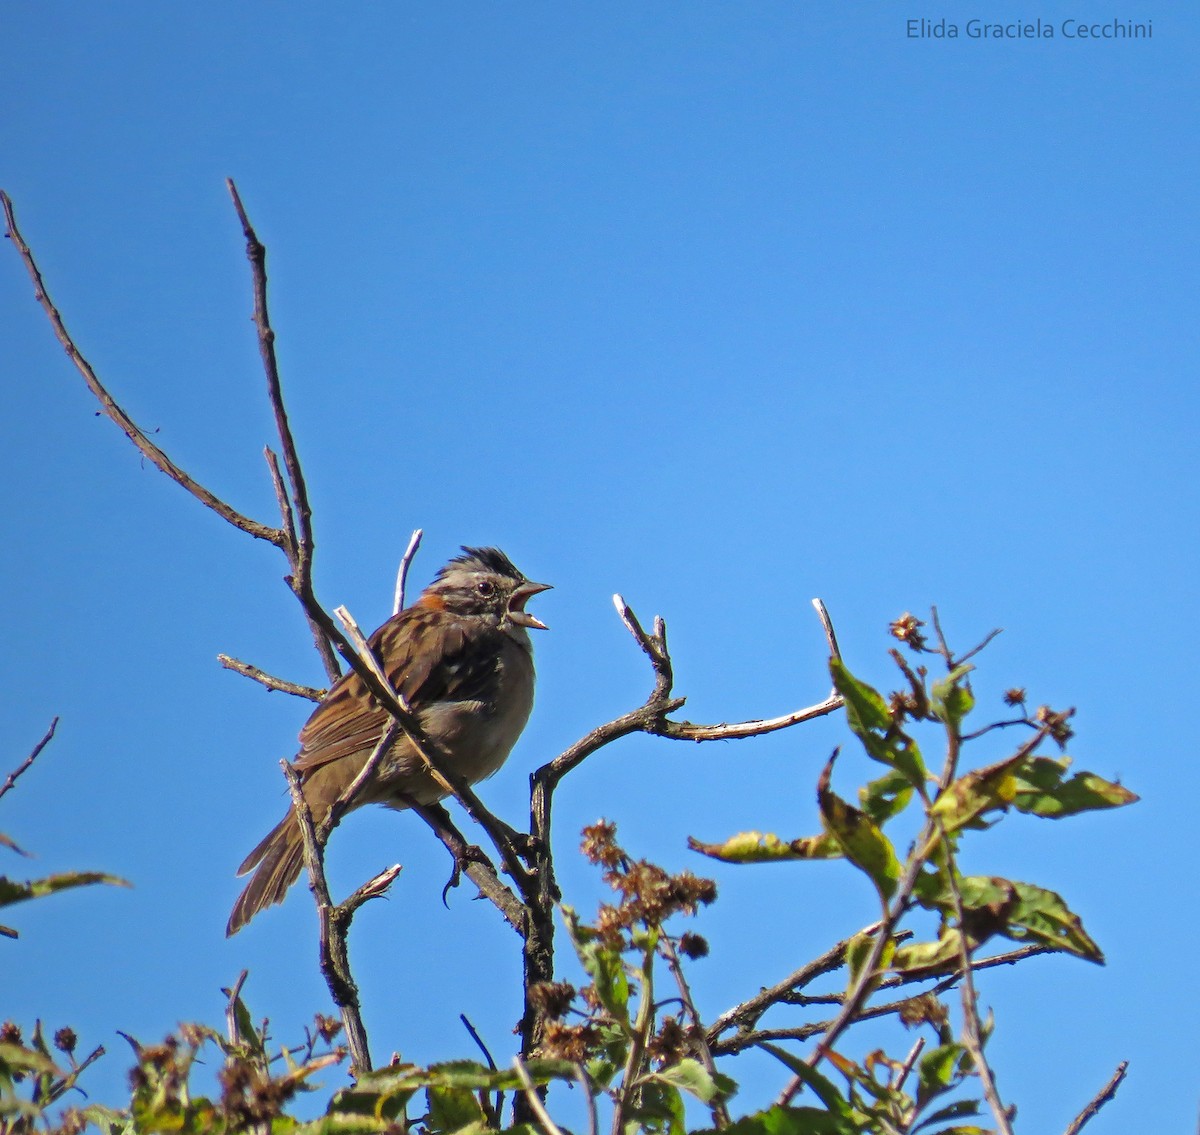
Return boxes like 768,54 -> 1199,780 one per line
509,580 -> 552,630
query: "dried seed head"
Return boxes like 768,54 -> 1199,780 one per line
890,613 -> 928,651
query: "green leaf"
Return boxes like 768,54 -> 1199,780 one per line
915,1043 -> 968,1109
694,1104 -> 857,1135
1005,880 -> 1104,962
562,906 -> 631,1024
830,659 -> 927,787
1011,757 -> 1139,817
0,1042 -> 61,1079
911,1098 -> 981,1132
890,932 -> 962,976
818,754 -> 900,900
228,994 -> 264,1058
0,871 -> 130,909
425,1083 -> 484,1135
626,1079 -> 685,1135
929,665 -> 975,729
650,1058 -> 733,1104
858,768 -> 914,825
687,832 -> 842,864
78,1105 -> 136,1135
843,929 -> 895,992
755,1044 -> 852,1119
930,752 -> 1025,833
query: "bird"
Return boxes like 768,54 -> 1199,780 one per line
226,546 -> 550,936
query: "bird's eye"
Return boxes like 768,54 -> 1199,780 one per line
475,578 -> 496,598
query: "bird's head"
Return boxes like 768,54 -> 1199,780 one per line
419,546 -> 551,629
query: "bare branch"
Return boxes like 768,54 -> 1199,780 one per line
812,598 -> 841,661
217,654 -> 324,701
891,1037 -> 925,1093
613,593 -> 673,701
1063,1061 -> 1129,1135
225,181 -> 315,562
0,717 -> 58,806
323,720 -> 403,839
658,696 -> 843,742
339,864 -> 403,919
957,626 -> 1003,666
708,922 -> 885,1040
281,759 -> 373,1076
225,181 -> 342,683
394,529 -> 424,615
264,446 -> 297,556
2,192 -> 285,547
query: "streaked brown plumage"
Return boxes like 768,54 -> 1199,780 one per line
227,546 -> 549,936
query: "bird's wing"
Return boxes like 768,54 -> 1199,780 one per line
293,608 -> 504,773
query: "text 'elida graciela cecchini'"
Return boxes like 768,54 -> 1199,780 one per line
906,17 -> 1153,39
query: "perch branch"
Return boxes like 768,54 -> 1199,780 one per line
412,803 -> 525,931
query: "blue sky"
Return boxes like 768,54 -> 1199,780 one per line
2,3 -> 1196,1130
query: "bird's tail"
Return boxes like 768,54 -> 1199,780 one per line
226,810 -> 305,936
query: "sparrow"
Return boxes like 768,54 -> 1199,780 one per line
226,546 -> 550,935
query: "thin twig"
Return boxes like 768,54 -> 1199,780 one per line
576,1064 -> 600,1135
708,922 -> 884,1040
339,864 -> 403,919
957,627 -> 1003,666
512,1056 -> 565,1135
890,1036 -> 925,1093
658,696 -> 843,742
938,816 -> 1014,1135
217,655 -> 324,701
812,598 -> 842,661
0,718 -> 58,804
264,446 -> 298,556
460,1014 -> 498,1070
394,529 -> 423,615
225,179 -> 341,683
1063,1061 -> 1129,1135
225,181 -> 315,560
324,721 -> 404,839
659,935 -> 731,1128
711,944 -> 1054,1056
1,191 -> 286,548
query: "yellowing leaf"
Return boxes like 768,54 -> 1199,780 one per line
686,832 -> 842,864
